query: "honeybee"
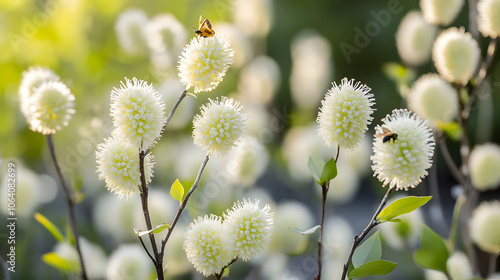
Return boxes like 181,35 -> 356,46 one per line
375,126 -> 398,143
193,15 -> 215,38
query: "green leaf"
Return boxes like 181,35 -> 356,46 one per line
42,252 -> 80,272
170,179 -> 184,203
414,226 -> 449,273
135,223 -> 171,237
74,191 -> 86,204
34,213 -> 64,242
352,231 -> 382,268
377,196 -> 432,222
437,122 -> 462,142
349,260 -> 397,279
320,157 -> 337,183
66,222 -> 75,246
289,225 -> 321,235
382,63 -> 415,84
307,156 -> 324,183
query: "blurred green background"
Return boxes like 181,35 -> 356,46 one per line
0,0 -> 499,279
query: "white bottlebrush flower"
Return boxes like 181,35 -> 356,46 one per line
290,29 -> 333,112
238,55 -> 281,105
96,136 -> 154,198
106,244 -> 153,280
18,66 -> 60,117
469,143 -> 500,191
184,215 -> 232,277
317,78 -> 375,151
470,201 -> 500,253
447,251 -> 472,280
192,97 -> 247,157
27,81 -> 75,135
226,136 -> 269,187
223,199 -> 273,261
178,36 -> 234,93
371,109 -> 435,190
396,11 -> 438,66
233,0 -> 273,38
115,9 -> 149,56
110,78 -> 166,151
144,14 -> 187,71
433,27 -> 480,85
478,0 -> 500,38
408,73 -> 458,126
420,0 -> 464,25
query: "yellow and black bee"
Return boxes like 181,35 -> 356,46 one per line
193,15 -> 215,38
375,126 -> 398,143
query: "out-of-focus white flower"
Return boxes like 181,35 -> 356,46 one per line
144,14 -> 187,71
178,36 -> 233,93
290,29 -> 333,112
469,143 -> 500,191
18,66 -> 60,117
269,201 -> 314,254
243,104 -> 271,139
238,56 -> 281,105
192,97 -> 247,158
132,189 -> 177,232
425,269 -> 449,280
27,81 -> 75,135
184,215 -> 232,277
470,201 -> 500,254
433,27 -> 480,85
163,222 -> 191,276
478,0 -> 500,38
110,78 -> 166,150
379,195 -> 423,249
96,136 -> 154,198
447,251 -> 472,280
106,244 -> 153,280
343,136 -> 372,176
396,11 -> 438,66
408,73 -> 458,126
171,137 -> 208,181
157,78 -> 195,129
226,136 -> 268,187
93,193 -> 139,242
215,23 -> 253,68
322,164 -> 359,204
323,217 -> 354,260
233,0 -> 273,37
115,9 -> 149,56
371,109 -> 435,190
420,0 -> 464,25
317,78 -> 375,151
223,199 -> 273,261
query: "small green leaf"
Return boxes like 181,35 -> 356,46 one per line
136,223 -> 171,237
349,260 -> 397,279
414,226 -> 449,273
377,196 -> 432,222
320,157 -> 337,183
307,156 -> 324,183
352,231 -> 382,268
66,222 -> 75,246
74,191 -> 86,204
42,252 -> 80,272
437,121 -> 462,141
34,213 -> 64,242
170,179 -> 184,203
289,225 -> 321,235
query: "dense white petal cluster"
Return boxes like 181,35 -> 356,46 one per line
110,78 -> 166,151
19,66 -> 60,117
192,97 -> 247,157
433,27 -> 480,85
317,78 -> 375,151
178,36 -> 234,93
478,0 -> 500,38
371,109 -> 435,190
469,143 -> 500,191
469,201 -> 500,254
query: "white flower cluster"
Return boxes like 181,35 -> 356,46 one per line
184,199 -> 273,276
18,66 -> 75,135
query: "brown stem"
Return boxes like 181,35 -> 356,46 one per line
46,135 -> 88,280
139,150 -> 163,279
159,155 -> 210,261
138,235 -> 155,265
488,253 -> 498,276
341,187 -> 394,280
314,181 -> 330,280
437,132 -> 467,186
215,258 -> 238,279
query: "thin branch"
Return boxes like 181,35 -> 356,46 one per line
341,187 -> 394,280
437,133 -> 467,186
314,181 -> 330,280
215,258 -> 238,280
335,145 -> 340,162
137,234 -> 155,265
139,150 -> 162,278
159,155 -> 210,260
463,37 -> 498,119
488,253 -> 498,276
46,135 -> 88,280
